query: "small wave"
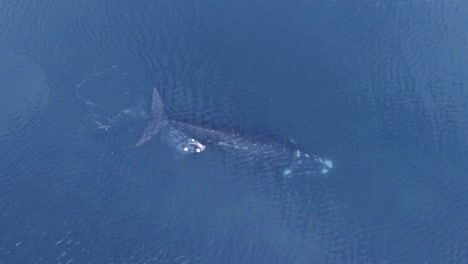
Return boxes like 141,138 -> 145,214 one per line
75,65 -> 148,131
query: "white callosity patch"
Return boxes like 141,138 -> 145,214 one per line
161,126 -> 206,155
182,138 -> 206,153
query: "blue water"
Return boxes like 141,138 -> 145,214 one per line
1,0 -> 467,263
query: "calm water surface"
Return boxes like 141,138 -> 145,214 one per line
1,0 -> 467,263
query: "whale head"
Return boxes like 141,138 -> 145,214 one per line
283,150 -> 333,177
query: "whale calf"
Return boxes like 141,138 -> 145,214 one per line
137,88 -> 332,176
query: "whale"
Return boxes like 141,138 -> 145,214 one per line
136,88 -> 333,176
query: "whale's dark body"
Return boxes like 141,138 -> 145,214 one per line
137,88 -> 332,176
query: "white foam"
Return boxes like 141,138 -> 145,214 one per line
295,150 -> 301,157
283,168 -> 293,177
321,159 -> 333,174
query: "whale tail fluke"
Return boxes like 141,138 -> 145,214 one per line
136,88 -> 168,146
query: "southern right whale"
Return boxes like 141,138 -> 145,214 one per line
137,88 -> 333,176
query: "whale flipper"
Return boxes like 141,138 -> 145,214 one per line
150,87 -> 165,118
136,88 -> 168,146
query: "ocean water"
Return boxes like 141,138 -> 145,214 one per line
1,0 -> 467,263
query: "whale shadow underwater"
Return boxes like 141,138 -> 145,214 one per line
136,88 -> 333,177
